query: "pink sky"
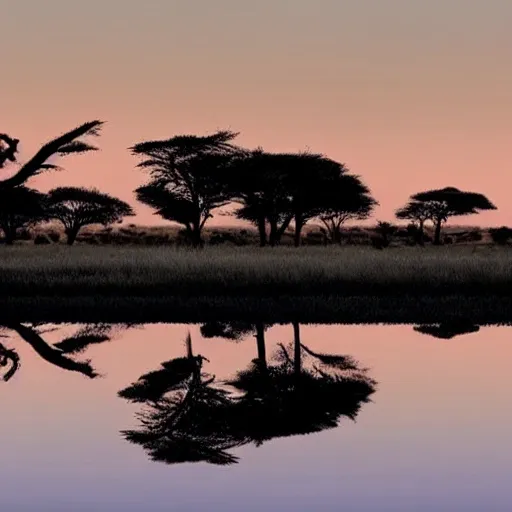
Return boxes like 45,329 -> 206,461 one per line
2,1 -> 511,227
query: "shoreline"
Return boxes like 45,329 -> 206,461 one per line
2,295 -> 512,325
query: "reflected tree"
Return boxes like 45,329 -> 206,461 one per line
228,321 -> 376,444
119,332 -> 246,465
120,323 -> 377,465
414,321 -> 480,339
0,322 -> 123,381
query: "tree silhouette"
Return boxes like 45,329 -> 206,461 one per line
119,332 -> 246,465
410,187 -> 497,245
413,321 -> 480,339
131,131 -> 241,247
225,150 -> 296,247
0,134 -> 19,169
0,121 -> 103,190
395,200 -> 432,245
45,187 -> 135,245
283,154 -> 358,247
225,150 -> 370,247
227,321 -> 376,445
316,174 -> 377,244
0,186 -> 47,244
200,320 -> 270,370
373,221 -> 397,248
0,322 -> 127,382
120,326 -> 376,465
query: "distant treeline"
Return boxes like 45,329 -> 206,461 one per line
0,121 -> 508,247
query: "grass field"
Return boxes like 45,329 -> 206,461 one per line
2,243 -> 511,324
1,243 -> 512,296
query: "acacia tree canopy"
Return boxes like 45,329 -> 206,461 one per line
131,131 -> 241,247
315,174 -> 378,244
410,187 -> 497,244
46,187 -> 135,245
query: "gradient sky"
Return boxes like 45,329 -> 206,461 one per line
2,0 -> 511,226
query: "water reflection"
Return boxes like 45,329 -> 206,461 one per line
0,322 -> 124,381
413,320 -> 480,339
119,322 -> 376,465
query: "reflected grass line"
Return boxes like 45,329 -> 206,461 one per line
1,295 -> 512,325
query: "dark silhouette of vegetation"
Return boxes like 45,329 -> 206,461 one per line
372,221 -> 397,248
131,131 -> 241,247
120,324 -> 376,465
119,332 -> 245,465
413,321 -> 480,339
225,149 -> 377,247
0,133 -> 19,169
489,227 -> 512,245
0,186 -> 46,244
45,187 -> 135,245
395,201 -> 433,245
316,174 -> 377,244
0,322 -> 129,382
0,121 -> 103,190
410,187 -> 497,245
0,322 -> 107,380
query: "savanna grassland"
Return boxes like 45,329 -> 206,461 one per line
1,228 -> 512,324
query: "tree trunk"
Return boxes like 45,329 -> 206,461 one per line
292,321 -> 301,377
294,215 -> 303,247
257,217 -> 267,247
66,226 -> 80,245
433,219 -> 442,245
418,219 -> 425,246
255,323 -> 267,370
3,225 -> 15,245
191,227 -> 203,248
268,219 -> 278,247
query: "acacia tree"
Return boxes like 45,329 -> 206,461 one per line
395,200 -> 433,246
282,154 -> 351,247
411,187 -> 497,245
46,187 -> 135,245
224,150 -> 293,247
227,150 -> 348,247
0,121 -> 104,190
0,186 -> 47,244
315,174 -> 377,244
131,131 -> 241,247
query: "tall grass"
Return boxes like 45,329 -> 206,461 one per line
1,245 -> 512,297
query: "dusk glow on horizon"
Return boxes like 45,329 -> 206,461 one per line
3,0 -> 511,226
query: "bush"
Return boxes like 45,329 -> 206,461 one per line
34,234 -> 51,245
489,227 -> 512,245
467,230 -> 483,242
18,229 -> 33,241
47,232 -> 61,243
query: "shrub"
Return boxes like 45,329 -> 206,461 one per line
489,227 -> 512,245
34,234 -> 51,245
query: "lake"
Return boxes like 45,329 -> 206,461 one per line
2,321 -> 511,511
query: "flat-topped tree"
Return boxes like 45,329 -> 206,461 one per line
131,130 -> 241,248
45,187 -> 135,245
0,121 -> 104,190
411,187 -> 497,245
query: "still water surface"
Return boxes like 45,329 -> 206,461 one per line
2,322 -> 511,511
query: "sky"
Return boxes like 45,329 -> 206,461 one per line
2,0 -> 511,227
